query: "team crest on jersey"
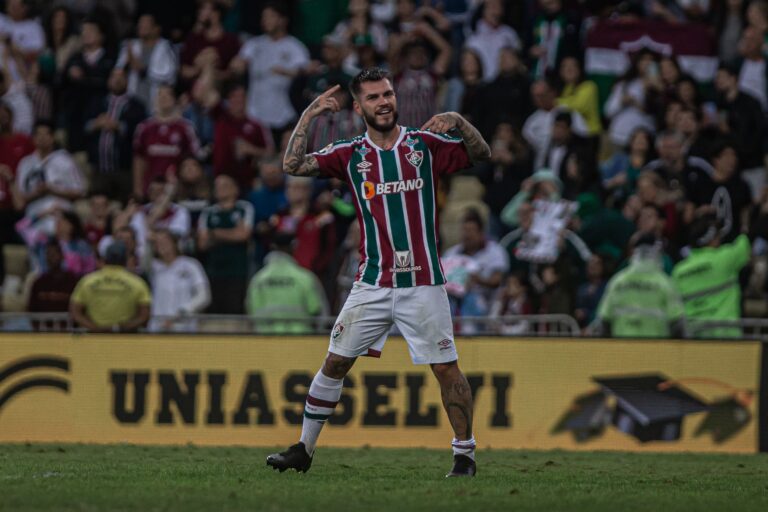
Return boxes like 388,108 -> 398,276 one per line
403,136 -> 417,148
406,150 -> 423,168
356,146 -> 371,157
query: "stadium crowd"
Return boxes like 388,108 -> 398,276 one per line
0,0 -> 766,335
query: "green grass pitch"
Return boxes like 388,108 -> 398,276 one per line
1,444 -> 767,511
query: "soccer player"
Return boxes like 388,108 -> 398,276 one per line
266,68 -> 491,477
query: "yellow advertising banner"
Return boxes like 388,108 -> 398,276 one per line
0,334 -> 761,452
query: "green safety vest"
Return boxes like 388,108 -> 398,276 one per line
672,234 -> 750,339
597,258 -> 684,338
245,252 -> 326,334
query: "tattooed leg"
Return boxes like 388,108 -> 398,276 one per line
431,361 -> 473,440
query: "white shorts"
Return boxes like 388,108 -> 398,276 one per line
329,282 -> 457,364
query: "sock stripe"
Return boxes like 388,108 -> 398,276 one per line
304,411 -> 331,421
306,394 -> 339,408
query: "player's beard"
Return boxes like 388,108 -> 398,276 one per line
362,108 -> 398,132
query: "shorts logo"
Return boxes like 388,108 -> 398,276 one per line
361,178 -> 424,200
332,322 -> 344,340
392,250 -> 422,273
405,150 -> 423,168
437,339 -> 453,351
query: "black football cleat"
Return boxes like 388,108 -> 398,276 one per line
445,454 -> 476,478
266,442 -> 313,473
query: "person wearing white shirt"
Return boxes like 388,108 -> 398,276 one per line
523,80 -> 589,170
737,25 -> 768,111
464,0 -> 521,82
115,13 -> 177,109
230,3 -> 309,130
15,121 -> 85,228
0,70 -> 33,134
149,229 -> 211,332
0,0 -> 45,82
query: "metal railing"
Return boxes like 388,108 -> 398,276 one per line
2,313 -> 768,340
0,313 -> 579,337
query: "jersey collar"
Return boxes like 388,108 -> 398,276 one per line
364,125 -> 406,152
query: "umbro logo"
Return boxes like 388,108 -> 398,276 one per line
0,356 -> 70,413
356,160 -> 372,173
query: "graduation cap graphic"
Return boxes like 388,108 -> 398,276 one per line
593,374 -> 710,442
551,390 -> 612,443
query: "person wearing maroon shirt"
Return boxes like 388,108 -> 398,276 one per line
28,240 -> 79,316
0,103 -> 34,280
272,175 -> 336,280
179,0 -> 240,90
194,69 -> 274,192
132,84 -> 200,198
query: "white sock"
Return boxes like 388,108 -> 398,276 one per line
299,370 -> 343,456
452,437 -> 476,461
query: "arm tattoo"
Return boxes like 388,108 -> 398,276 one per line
454,114 -> 491,164
283,115 -> 321,177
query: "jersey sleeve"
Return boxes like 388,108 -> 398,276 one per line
309,142 -> 349,179
723,234 -> 751,272
70,277 -> 88,305
420,131 -> 472,176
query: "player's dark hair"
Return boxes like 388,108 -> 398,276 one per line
350,68 -> 390,98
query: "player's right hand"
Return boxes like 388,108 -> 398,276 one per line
305,85 -> 341,118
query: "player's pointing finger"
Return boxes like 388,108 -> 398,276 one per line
322,84 -> 341,97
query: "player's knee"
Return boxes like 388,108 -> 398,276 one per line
322,353 -> 355,379
430,360 -> 458,381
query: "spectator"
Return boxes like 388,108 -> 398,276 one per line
474,47 -> 531,141
115,13 -> 177,108
538,262 -> 573,315
132,84 -> 200,198
441,48 -> 484,120
248,156 -> 287,266
82,192 -> 113,249
465,0 -> 521,82
294,33 -> 353,117
392,34 -> 451,129
672,215 -> 751,338
0,69 -> 33,135
130,176 -> 192,259
175,157 -> 211,229
149,229 -> 211,332
231,2 -> 310,135
84,67 -> 146,199
718,0 -> 746,63
179,0 -> 240,88
61,17 -> 115,151
28,239 -> 78,314
596,234 -> 684,338
501,168 -> 562,228
69,240 -> 151,332
643,130 -> 714,199
735,25 -> 768,111
476,122 -> 532,234
0,0 -> 45,80
39,6 -> 81,95
523,79 -> 588,170
198,174 -> 253,314
529,0 -> 580,79
489,273 -> 533,335
600,128 -> 655,202
98,223 -> 149,278
575,255 -> 607,327
273,175 -> 336,279
443,210 -> 509,331
684,140 -> 752,243
0,102 -> 33,257
195,72 -> 274,192
541,111 -> 595,188
334,219 -> 360,312
331,0 -> 388,56
15,120 -> 86,232
604,50 -> 658,148
246,233 -> 328,333
556,56 -> 602,137
17,209 -> 96,275
714,62 -> 766,197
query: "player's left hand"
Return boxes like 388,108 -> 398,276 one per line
421,112 -> 461,134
